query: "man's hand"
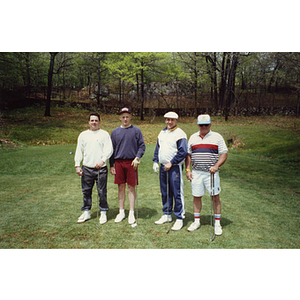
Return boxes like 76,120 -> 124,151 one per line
209,165 -> 218,174
75,166 -> 83,176
164,162 -> 172,171
186,170 -> 193,182
153,162 -> 159,174
131,157 -> 140,170
110,167 -> 116,175
95,160 -> 104,169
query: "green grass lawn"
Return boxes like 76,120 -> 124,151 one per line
0,107 -> 299,249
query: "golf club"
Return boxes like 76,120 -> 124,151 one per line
131,169 -> 138,228
166,169 -> 170,234
96,170 -> 100,229
210,172 -> 215,242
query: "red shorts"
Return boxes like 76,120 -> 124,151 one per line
114,160 -> 138,186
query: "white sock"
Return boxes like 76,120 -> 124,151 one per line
119,209 -> 125,215
194,213 -> 200,223
129,210 -> 134,215
101,211 -> 106,215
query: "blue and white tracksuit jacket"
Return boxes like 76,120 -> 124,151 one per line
153,126 -> 188,219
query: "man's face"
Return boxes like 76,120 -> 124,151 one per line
119,113 -> 132,127
89,115 -> 100,131
199,123 -> 211,135
165,118 -> 177,130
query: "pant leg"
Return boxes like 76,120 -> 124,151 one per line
169,165 -> 185,220
159,165 -> 173,215
81,166 -> 95,211
96,166 -> 109,211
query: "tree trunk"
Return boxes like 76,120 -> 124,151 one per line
194,57 -> 198,117
44,52 -> 58,117
96,58 -> 101,108
119,78 -> 122,103
25,53 -> 31,98
219,52 -> 227,109
140,62 -> 145,121
224,54 -> 231,121
213,52 -> 218,109
136,73 -> 140,107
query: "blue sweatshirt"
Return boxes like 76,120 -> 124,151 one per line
109,125 -> 146,167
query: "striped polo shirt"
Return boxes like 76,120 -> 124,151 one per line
187,130 -> 228,171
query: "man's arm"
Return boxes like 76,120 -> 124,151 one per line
209,153 -> 228,174
74,134 -> 83,176
136,128 -> 146,159
170,138 -> 188,165
185,154 -> 193,181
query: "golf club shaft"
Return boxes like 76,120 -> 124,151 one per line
166,169 -> 170,234
210,173 -> 215,242
97,169 -> 100,229
135,169 -> 138,225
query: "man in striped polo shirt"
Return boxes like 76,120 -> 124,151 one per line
185,114 -> 228,235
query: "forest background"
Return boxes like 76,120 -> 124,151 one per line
1,52 -> 300,122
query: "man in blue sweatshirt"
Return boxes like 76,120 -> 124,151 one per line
109,108 -> 145,225
153,111 -> 188,231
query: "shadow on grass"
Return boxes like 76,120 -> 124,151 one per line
91,207 -> 158,221
90,207 -> 232,227
184,211 -> 232,227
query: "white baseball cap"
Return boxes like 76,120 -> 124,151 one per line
197,114 -> 211,125
164,111 -> 178,119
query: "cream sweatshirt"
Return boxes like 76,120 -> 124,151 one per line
74,129 -> 113,168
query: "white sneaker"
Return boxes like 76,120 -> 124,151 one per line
99,212 -> 107,225
128,211 -> 135,224
171,219 -> 183,231
187,221 -> 200,232
115,211 -> 125,223
155,214 -> 172,225
215,222 -> 223,235
77,211 -> 91,223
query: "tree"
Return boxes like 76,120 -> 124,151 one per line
108,52 -> 169,120
276,52 -> 300,115
176,52 -> 208,116
44,52 -> 58,117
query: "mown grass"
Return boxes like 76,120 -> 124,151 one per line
0,106 -> 299,249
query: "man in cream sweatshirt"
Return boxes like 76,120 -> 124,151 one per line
75,113 -> 113,225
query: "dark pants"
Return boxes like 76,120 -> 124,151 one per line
81,166 -> 109,211
159,164 -> 185,219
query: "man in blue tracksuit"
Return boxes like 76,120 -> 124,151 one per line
153,111 -> 188,231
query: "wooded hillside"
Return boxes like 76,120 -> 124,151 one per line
1,52 -> 299,119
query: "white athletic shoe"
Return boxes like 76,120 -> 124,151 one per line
171,219 -> 183,231
77,210 -> 91,223
155,214 -> 172,225
115,211 -> 125,223
187,221 -> 200,232
128,211 -> 136,224
215,222 -> 223,236
99,213 -> 107,225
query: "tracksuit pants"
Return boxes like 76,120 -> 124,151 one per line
81,166 -> 109,211
159,164 -> 185,220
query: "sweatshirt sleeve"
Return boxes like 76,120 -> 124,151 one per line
136,128 -> 146,159
170,138 -> 188,165
109,131 -> 115,168
74,133 -> 83,167
152,139 -> 160,163
101,131 -> 113,163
